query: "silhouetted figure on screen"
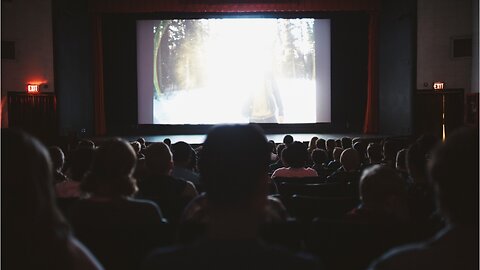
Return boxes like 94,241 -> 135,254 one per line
142,124 -> 320,270
243,73 -> 284,123
369,128 -> 479,270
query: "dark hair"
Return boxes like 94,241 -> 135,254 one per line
335,139 -> 342,147
163,138 -> 172,147
199,124 -> 270,206
416,133 -> 440,156
82,138 -> 137,197
171,141 -> 193,164
316,138 -> 326,150
48,146 -> 65,171
341,137 -> 353,149
340,148 -> 360,171
353,141 -> 367,160
276,143 -> 286,157
360,165 -> 406,204
283,134 -> 294,145
325,139 -> 336,151
268,140 -> 276,153
69,147 -> 95,182
282,141 -> 308,168
383,139 -> 401,162
77,139 -> 95,149
367,142 -> 382,163
2,129 -> 73,269
429,128 -> 479,225
406,142 -> 427,180
144,142 -> 173,174
395,148 -> 407,171
311,149 -> 328,165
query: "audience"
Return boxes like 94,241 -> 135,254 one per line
346,165 -> 409,224
56,147 -> 94,198
269,143 -> 286,173
2,129 -> 103,270
143,124 -> 319,270
4,126 -> 475,270
405,142 -> 436,223
136,142 -> 198,222
268,140 -> 279,163
48,146 -> 68,184
171,141 -> 201,187
382,140 -> 401,168
307,136 -> 319,154
326,147 -> 343,170
369,128 -> 478,270
341,137 -> 353,149
310,148 -> 330,178
395,148 -> 409,181
271,141 -> 318,178
353,140 -> 368,166
367,142 -> 383,166
71,138 -> 165,226
283,134 -> 294,146
163,138 -> 172,147
325,139 -> 336,160
315,138 -> 326,150
326,148 -> 361,184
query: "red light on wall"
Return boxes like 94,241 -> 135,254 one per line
27,84 -> 40,94
433,82 -> 445,90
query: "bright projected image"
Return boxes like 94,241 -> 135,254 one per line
137,18 -> 331,124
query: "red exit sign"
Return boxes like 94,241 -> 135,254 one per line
27,84 -> 40,94
433,82 -> 445,90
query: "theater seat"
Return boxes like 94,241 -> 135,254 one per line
287,195 -> 359,221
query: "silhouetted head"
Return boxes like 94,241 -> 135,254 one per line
69,147 -> 94,182
341,137 -> 353,149
383,139 -> 400,163
308,136 -> 318,150
163,138 -> 172,147
359,165 -> 408,219
283,135 -> 294,145
367,142 -> 382,163
406,142 -> 427,181
130,141 -> 141,154
340,148 -> 360,172
395,148 -> 407,172
353,141 -> 367,160
82,138 -> 137,197
325,139 -> 336,152
335,139 -> 342,147
2,129 -> 71,269
77,139 -> 95,149
276,143 -> 286,160
416,133 -> 440,157
199,124 -> 270,207
282,141 -> 309,168
144,142 -> 173,175
268,140 -> 276,153
48,146 -> 65,172
429,128 -> 479,226
137,137 -> 146,148
171,141 -> 193,167
311,149 -> 328,165
316,138 -> 326,150
332,147 -> 343,162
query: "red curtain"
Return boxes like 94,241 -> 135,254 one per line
363,11 -> 379,134
92,15 -> 107,136
90,0 -> 380,135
